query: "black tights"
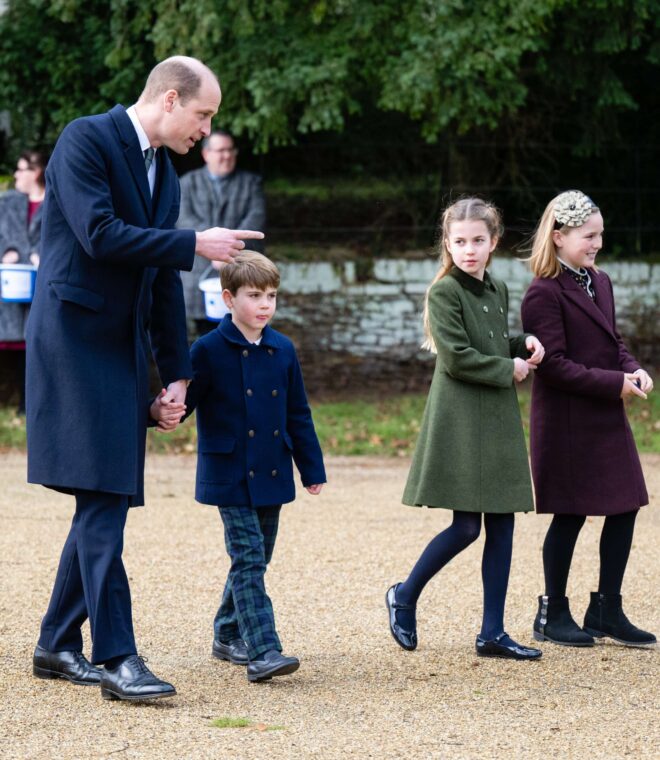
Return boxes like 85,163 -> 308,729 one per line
543,511 -> 638,597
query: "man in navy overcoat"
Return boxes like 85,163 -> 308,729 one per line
27,56 -> 264,701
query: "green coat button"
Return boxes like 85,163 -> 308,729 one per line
499,307 -> 504,314
483,306 -> 489,313
503,331 -> 508,338
488,330 -> 494,338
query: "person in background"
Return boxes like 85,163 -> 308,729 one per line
0,149 -> 47,413
177,130 -> 266,335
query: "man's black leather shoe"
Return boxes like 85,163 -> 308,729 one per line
476,632 -> 542,660
100,655 -> 176,701
385,584 -> 417,651
33,645 -> 101,685
247,650 -> 299,683
212,638 -> 248,666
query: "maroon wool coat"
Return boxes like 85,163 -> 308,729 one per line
521,269 -> 648,516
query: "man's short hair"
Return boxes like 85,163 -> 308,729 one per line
221,251 -> 280,294
201,130 -> 235,150
141,57 -> 207,104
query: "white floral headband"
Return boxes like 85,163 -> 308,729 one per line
553,190 -> 596,228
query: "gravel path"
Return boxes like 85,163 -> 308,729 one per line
1,453 -> 658,759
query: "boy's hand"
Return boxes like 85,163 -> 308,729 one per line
150,388 -> 186,432
305,484 -> 323,495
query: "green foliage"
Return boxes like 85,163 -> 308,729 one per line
0,0 -> 658,159
2,390 -> 658,455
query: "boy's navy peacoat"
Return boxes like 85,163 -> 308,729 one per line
186,315 -> 326,507
521,269 -> 648,516
26,105 -> 196,505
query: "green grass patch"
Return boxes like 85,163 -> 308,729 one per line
1,388 -> 658,455
210,716 -> 285,731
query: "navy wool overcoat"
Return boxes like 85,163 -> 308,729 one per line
26,105 -> 197,505
521,269 -> 648,516
185,315 -> 326,507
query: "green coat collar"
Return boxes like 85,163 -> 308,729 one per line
448,266 -> 496,295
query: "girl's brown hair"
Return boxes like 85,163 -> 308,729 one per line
422,197 -> 503,352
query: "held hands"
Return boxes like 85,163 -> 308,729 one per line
196,227 -> 265,264
621,370 -> 652,400
525,335 -> 545,366
513,335 -> 545,383
305,484 -> 323,495
513,358 -> 534,382
149,382 -> 187,432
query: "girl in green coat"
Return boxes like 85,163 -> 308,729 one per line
386,197 -> 544,660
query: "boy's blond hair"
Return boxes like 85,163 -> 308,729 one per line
220,251 -> 280,294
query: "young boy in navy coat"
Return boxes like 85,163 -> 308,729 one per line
153,251 -> 326,682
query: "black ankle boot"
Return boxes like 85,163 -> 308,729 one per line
533,595 -> 594,647
583,592 -> 657,646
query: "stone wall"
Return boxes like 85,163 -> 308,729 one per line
272,258 -> 660,393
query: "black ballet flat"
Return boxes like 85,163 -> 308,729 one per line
475,632 -> 542,660
385,583 -> 418,651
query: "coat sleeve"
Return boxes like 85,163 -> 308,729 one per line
502,281 -> 530,359
149,267 -> 193,386
430,282 -> 515,388
182,339 -> 214,420
48,119 -> 196,269
286,347 -> 326,487
521,280 -> 624,398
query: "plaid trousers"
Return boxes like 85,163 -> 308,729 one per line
214,504 -> 282,660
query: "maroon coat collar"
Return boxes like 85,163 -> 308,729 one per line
556,269 -> 616,341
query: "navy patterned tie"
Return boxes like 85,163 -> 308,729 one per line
143,147 -> 155,173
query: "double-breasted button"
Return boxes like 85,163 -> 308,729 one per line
499,307 -> 504,314
483,305 -> 489,313
248,429 -> 255,438
271,389 -> 278,397
502,331 -> 508,338
242,349 -> 249,357
488,330 -> 494,338
271,469 -> 278,477
273,429 -> 280,437
268,348 -> 274,355
249,470 -> 255,478
246,388 -> 253,397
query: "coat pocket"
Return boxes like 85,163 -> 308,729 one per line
199,435 -> 236,484
49,281 -> 104,312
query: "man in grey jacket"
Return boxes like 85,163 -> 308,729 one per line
177,130 -> 266,333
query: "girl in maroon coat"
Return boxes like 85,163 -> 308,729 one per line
521,190 -> 655,648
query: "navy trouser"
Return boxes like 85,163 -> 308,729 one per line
38,490 -> 137,665
214,505 -> 282,660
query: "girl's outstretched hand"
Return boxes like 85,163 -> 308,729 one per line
633,369 -> 653,394
513,357 -> 534,382
525,335 -> 545,365
621,374 -> 647,400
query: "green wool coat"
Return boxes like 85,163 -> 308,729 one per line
402,267 -> 534,514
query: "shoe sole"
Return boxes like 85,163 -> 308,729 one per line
384,589 -> 417,652
100,687 -> 177,701
582,627 -> 657,648
532,631 -> 594,647
247,661 -> 300,683
476,651 -> 542,661
33,664 -> 100,686
212,648 -> 248,666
